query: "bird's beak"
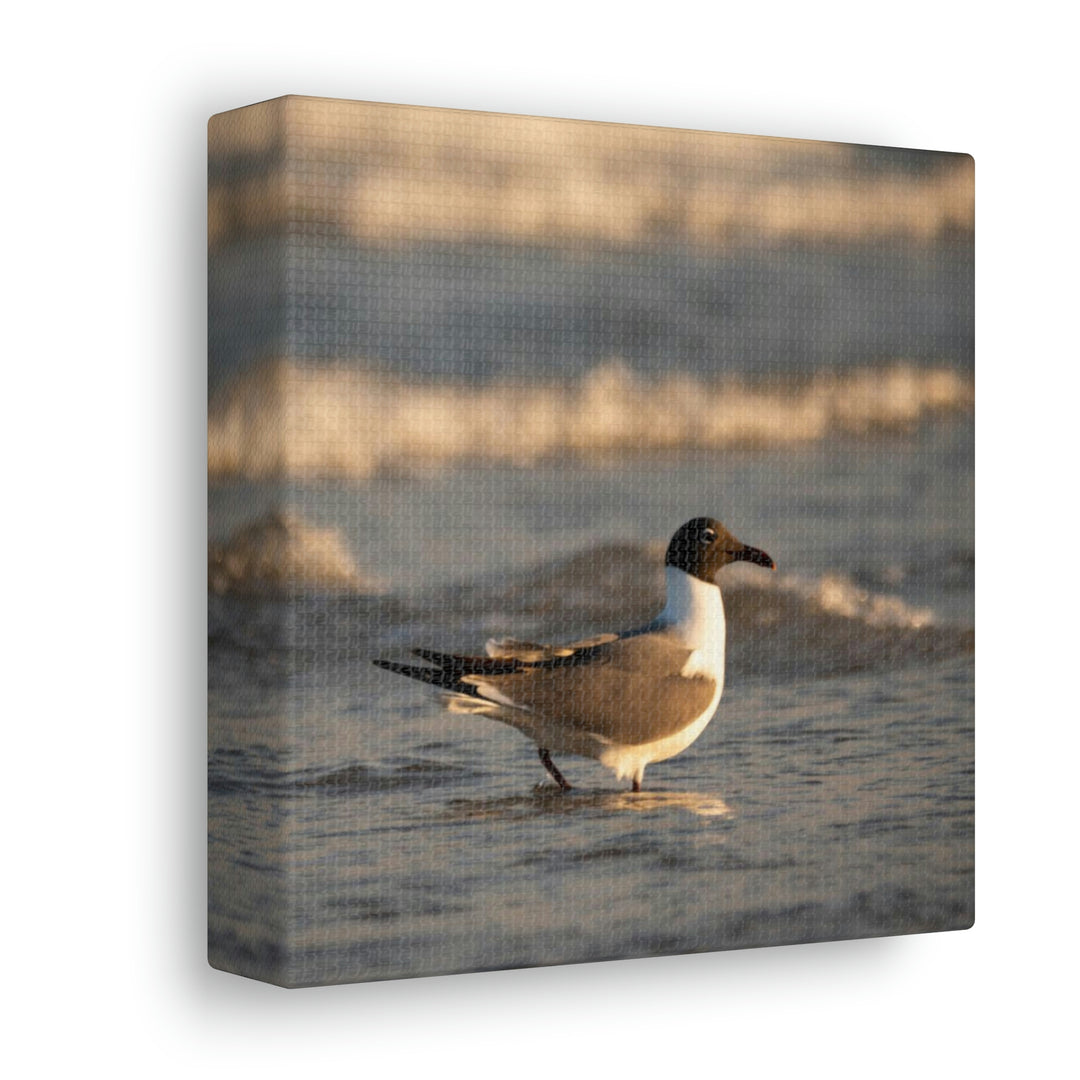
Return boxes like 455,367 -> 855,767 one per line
733,545 -> 776,571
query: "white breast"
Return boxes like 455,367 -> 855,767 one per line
659,567 -> 727,687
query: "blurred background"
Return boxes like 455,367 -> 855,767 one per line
208,96 -> 972,489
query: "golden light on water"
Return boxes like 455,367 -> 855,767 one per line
606,790 -> 733,817
209,96 -> 973,249
207,360 -> 974,481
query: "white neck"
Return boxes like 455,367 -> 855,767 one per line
658,566 -> 726,651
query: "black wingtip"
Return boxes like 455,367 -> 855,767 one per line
371,656 -> 482,697
373,657 -> 426,677
372,657 -> 420,678
412,648 -> 447,664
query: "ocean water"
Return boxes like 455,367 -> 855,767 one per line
208,409 -> 974,986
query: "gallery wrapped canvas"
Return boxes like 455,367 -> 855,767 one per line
208,96 -> 974,987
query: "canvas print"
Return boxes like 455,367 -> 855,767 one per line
208,96 -> 974,987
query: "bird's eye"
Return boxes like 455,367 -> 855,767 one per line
702,528 -> 717,543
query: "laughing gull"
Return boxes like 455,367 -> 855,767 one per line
373,517 -> 775,792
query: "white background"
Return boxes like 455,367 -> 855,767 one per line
5,2 -> 1076,1076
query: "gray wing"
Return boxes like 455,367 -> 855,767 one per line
373,632 -> 621,695
484,634 -> 619,661
464,632 -> 716,746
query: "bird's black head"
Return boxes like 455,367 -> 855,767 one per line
665,517 -> 775,584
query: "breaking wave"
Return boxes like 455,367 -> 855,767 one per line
443,543 -> 973,679
208,360 -> 973,480
208,511 -> 377,597
209,98 -> 973,249
209,536 -> 973,683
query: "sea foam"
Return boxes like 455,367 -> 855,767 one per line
208,359 -> 973,480
208,511 -> 376,596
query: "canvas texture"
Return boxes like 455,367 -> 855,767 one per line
208,96 -> 974,987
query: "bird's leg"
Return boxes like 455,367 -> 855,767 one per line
538,748 -> 572,791
631,778 -> 641,793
